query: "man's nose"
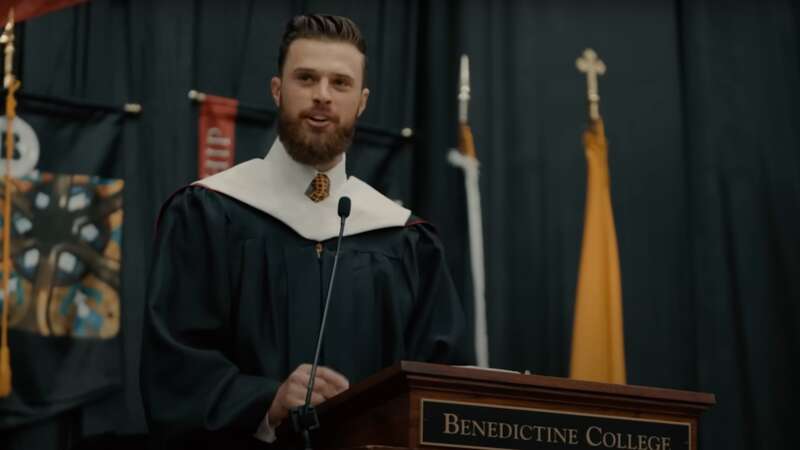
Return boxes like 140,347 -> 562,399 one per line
312,79 -> 332,104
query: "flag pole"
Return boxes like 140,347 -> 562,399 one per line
0,7 -> 18,397
570,49 -> 626,384
447,55 -> 489,367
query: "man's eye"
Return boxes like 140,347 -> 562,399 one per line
297,74 -> 314,82
333,78 -> 350,88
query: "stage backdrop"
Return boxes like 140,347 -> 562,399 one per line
0,1 -> 797,450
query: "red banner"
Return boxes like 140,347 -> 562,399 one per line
197,94 -> 238,179
0,0 -> 89,22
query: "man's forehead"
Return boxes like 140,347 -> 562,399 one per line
283,38 -> 364,77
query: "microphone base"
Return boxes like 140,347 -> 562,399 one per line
290,405 -> 319,450
290,404 -> 320,430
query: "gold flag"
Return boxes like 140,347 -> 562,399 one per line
569,116 -> 626,384
570,49 -> 625,384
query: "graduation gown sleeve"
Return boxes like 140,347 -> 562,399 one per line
140,187 -> 278,437
403,222 -> 476,366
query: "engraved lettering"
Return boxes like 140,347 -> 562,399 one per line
587,426 -> 603,447
568,428 -> 579,445
619,432 -> 628,448
602,430 -> 616,447
425,401 -> 684,450
461,419 -> 472,436
443,413 -> 459,435
520,425 -> 533,441
472,419 -> 485,437
488,421 -> 499,438
553,427 -> 567,444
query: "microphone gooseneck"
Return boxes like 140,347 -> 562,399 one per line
291,196 -> 351,450
303,196 -> 349,406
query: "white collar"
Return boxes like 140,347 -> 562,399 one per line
194,139 -> 411,241
264,136 -> 349,200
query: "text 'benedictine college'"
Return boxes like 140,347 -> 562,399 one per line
420,400 -> 691,450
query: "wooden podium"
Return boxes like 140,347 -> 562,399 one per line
286,361 -> 715,450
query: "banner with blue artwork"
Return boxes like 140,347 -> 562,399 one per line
0,94 -> 126,429
1,172 -> 123,339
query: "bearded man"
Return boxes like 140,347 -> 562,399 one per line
140,14 -> 472,448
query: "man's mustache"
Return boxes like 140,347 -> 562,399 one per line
300,109 -> 340,124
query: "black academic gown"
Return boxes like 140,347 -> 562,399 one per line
140,186 -> 473,448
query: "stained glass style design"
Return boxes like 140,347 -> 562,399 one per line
0,171 -> 122,339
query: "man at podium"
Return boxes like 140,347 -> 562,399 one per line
140,14 -> 473,448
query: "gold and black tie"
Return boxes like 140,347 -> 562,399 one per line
305,173 -> 330,203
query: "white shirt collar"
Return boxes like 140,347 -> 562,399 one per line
266,138 -> 348,199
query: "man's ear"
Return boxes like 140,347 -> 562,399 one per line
356,88 -> 370,117
270,76 -> 282,107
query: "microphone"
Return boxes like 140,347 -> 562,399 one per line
338,196 -> 351,219
291,196 -> 351,450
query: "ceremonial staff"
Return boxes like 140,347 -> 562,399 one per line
448,55 -> 489,368
0,7 -> 18,397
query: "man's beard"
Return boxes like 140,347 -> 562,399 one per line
278,106 -> 356,167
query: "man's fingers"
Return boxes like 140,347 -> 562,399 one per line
284,364 -> 349,407
287,382 -> 311,402
288,370 -> 311,387
285,384 -> 325,408
313,377 -> 343,400
295,375 -> 340,401
316,366 -> 349,392
308,391 -> 326,406
289,371 -> 339,398
270,364 -> 341,424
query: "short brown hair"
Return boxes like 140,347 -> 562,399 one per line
278,14 -> 368,85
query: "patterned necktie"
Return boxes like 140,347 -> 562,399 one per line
306,173 -> 330,203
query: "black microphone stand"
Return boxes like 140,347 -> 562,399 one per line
290,197 -> 350,450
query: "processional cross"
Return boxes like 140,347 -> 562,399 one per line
576,48 -> 606,120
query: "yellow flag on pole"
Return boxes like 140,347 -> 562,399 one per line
570,49 -> 625,384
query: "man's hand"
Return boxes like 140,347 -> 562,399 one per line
268,364 -> 349,424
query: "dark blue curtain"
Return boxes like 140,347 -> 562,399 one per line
1,1 -> 797,449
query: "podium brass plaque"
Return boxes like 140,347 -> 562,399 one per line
420,399 -> 691,450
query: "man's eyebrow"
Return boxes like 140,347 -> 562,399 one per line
291,67 -> 354,80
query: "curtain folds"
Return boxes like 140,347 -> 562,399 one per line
2,1 -> 796,449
